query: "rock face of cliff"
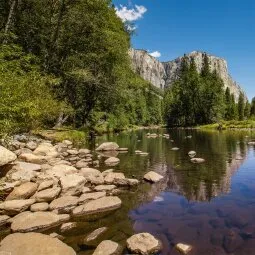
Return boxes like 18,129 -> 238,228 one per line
130,49 -> 245,100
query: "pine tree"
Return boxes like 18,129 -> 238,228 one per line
244,101 -> 251,119
238,93 -> 245,120
250,97 -> 255,116
225,88 -> 231,120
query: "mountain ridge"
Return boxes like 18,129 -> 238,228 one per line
129,49 -> 246,101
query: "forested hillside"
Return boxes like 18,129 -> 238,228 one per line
0,0 -> 162,136
163,54 -> 254,127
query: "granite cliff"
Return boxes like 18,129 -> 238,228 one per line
130,49 -> 246,100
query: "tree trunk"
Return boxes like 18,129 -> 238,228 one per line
53,112 -> 69,129
3,0 -> 17,43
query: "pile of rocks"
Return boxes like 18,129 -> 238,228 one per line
0,137 -> 154,254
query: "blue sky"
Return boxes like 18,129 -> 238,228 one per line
113,0 -> 255,100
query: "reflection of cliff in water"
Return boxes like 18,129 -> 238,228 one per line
165,148 -> 247,202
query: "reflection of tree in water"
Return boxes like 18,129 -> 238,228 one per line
163,130 -> 248,201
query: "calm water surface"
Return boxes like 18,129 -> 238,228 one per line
73,129 -> 255,255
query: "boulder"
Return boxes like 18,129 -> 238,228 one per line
175,243 -> 193,254
126,233 -> 162,255
96,142 -> 119,151
49,196 -> 79,213
0,232 -> 76,255
37,180 -> 54,191
30,202 -> 49,212
60,174 -> 86,195
11,211 -> 69,232
0,199 -> 36,215
34,187 -> 61,202
78,148 -> 91,156
127,178 -> 139,186
104,157 -> 120,166
63,140 -> 73,146
78,192 -> 106,204
33,142 -> 56,156
93,240 -> 122,255
144,171 -> 163,183
75,160 -> 88,169
6,182 -> 38,200
190,158 -> 205,163
72,196 -> 121,218
0,145 -> 17,166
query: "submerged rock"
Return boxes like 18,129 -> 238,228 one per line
126,232 -> 162,255
0,232 -> 76,255
82,227 -> 108,246
93,240 -> 122,255
104,157 -> 120,166
144,171 -> 163,183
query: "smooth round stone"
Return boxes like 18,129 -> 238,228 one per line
30,202 -> 49,212
0,232 -> 76,255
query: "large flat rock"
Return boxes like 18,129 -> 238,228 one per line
11,211 -> 69,232
143,171 -> 163,183
34,187 -> 61,202
72,196 -> 121,218
0,199 -> 36,215
0,232 -> 76,255
0,145 -> 17,166
60,174 -> 86,196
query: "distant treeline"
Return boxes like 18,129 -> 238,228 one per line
0,0 -> 162,136
163,54 -> 255,127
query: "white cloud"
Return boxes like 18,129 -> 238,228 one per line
115,5 -> 147,22
149,51 -> 161,58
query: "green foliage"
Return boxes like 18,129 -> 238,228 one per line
163,54 -> 225,126
0,0 -> 163,134
238,93 -> 245,121
0,44 -> 69,135
250,97 -> 255,117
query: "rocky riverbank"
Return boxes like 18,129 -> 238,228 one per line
0,134 -> 169,255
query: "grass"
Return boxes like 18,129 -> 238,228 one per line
200,120 -> 255,130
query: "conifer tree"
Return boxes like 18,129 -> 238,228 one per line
238,93 -> 245,120
250,97 -> 255,117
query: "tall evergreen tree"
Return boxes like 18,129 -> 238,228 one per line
250,97 -> 255,117
238,93 -> 245,121
244,101 -> 251,119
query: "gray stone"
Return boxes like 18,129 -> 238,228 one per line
104,172 -> 125,184
25,141 -> 38,150
0,232 -> 76,255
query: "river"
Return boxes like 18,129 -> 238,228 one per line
63,128 -> 255,254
